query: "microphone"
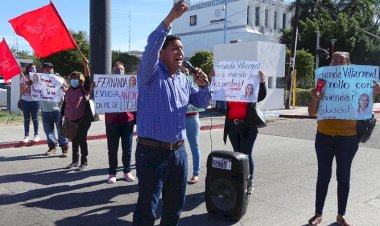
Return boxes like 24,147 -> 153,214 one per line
182,61 -> 197,74
182,61 -> 209,85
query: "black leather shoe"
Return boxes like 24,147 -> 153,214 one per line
66,162 -> 79,169
76,163 -> 88,171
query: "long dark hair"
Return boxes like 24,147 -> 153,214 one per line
25,63 -> 36,74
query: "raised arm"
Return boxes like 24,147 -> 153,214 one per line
138,0 -> 189,85
82,58 -> 91,92
308,89 -> 321,117
163,0 -> 189,28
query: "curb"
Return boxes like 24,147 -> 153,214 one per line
279,115 -> 316,119
0,124 -> 225,150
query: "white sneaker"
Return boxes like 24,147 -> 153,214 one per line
32,135 -> 40,142
107,175 -> 117,184
22,136 -> 30,143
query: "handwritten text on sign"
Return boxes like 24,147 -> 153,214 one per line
211,61 -> 262,102
315,65 -> 379,120
93,74 -> 138,113
30,73 -> 64,102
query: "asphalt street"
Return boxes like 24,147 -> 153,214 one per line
1,117 -> 380,226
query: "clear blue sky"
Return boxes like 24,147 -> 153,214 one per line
0,0 -> 180,54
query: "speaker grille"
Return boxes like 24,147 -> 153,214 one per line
209,178 -> 237,211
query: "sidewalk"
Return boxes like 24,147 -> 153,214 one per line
1,103 -> 380,149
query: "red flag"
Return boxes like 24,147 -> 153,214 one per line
0,38 -> 22,80
9,2 -> 77,57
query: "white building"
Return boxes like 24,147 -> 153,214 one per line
172,0 -> 292,57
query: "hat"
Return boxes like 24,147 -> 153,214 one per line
42,62 -> 54,68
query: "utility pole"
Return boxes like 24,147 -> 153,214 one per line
90,0 -> 111,121
284,0 -> 300,109
330,38 -> 337,56
223,0 -> 228,44
315,32 -> 320,70
128,12 -> 131,52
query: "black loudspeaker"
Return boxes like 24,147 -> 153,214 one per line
205,150 -> 250,221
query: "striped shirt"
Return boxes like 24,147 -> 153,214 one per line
136,22 -> 212,143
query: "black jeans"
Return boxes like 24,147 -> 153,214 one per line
106,121 -> 134,175
72,118 -> 92,164
314,132 -> 358,215
227,121 -> 258,177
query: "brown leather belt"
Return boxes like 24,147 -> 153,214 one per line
137,137 -> 184,151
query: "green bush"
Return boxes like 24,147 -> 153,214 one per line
295,88 -> 312,106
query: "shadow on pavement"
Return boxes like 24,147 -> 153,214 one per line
0,167 -> 107,186
0,153 -> 62,162
55,203 -> 135,226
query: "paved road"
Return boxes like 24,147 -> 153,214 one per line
1,117 -> 380,226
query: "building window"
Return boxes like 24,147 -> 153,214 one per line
190,15 -> 197,26
282,13 -> 286,29
274,11 -> 277,30
265,9 -> 268,28
268,76 -> 273,89
276,77 -> 285,88
255,7 -> 260,26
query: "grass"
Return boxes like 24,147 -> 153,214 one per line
0,110 -> 38,126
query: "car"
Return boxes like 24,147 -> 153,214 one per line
0,79 -> 9,107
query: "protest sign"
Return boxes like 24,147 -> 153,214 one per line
211,61 -> 262,102
30,73 -> 64,102
93,74 -> 138,113
316,65 -> 379,120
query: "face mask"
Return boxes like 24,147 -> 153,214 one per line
29,68 -> 37,73
70,79 -> 80,88
113,68 -> 124,75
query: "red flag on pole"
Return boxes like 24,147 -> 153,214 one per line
0,38 -> 22,80
9,2 -> 77,58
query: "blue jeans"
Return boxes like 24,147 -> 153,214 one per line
21,100 -> 40,136
42,111 -> 67,147
106,122 -> 134,175
133,143 -> 188,226
314,132 -> 358,215
227,121 -> 258,178
186,114 -> 200,176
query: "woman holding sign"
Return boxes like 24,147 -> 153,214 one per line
223,71 -> 266,194
62,59 -> 92,171
20,63 -> 40,143
307,51 -> 380,226
105,62 -> 136,184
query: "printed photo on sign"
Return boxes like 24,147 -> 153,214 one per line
93,74 -> 138,113
211,61 -> 262,103
30,73 -> 65,102
315,65 -> 379,120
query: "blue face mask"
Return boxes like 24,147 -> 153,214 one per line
70,79 -> 80,88
29,68 -> 37,73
